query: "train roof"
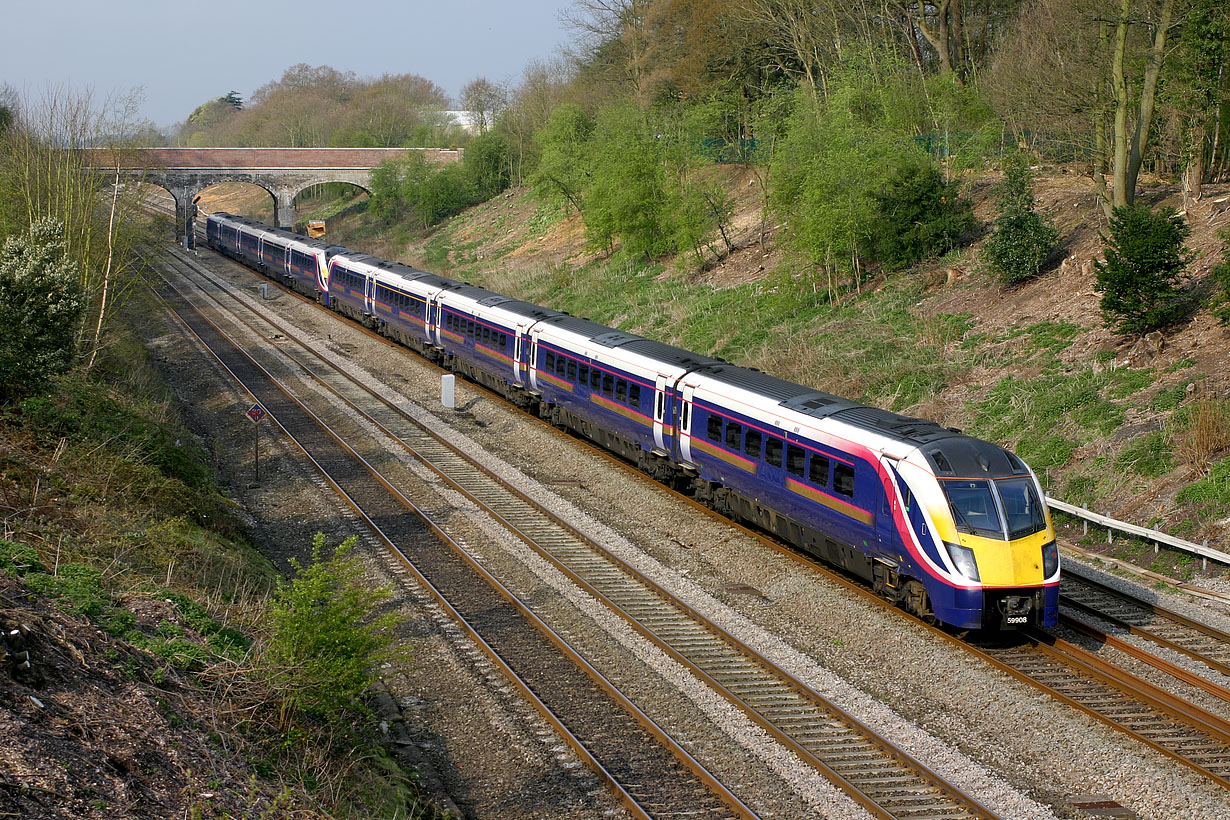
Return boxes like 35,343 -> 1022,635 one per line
699,362 -> 1025,478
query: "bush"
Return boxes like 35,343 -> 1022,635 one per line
1095,204 -> 1191,335
24,563 -> 108,617
0,218 -> 86,402
864,162 -> 975,269
982,158 -> 1059,284
264,534 -> 406,725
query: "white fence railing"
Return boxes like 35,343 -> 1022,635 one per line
1045,496 -> 1230,570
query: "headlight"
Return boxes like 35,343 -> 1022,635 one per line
1042,540 -> 1059,578
945,542 -> 980,582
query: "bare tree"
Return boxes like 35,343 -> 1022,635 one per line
461,77 -> 508,134
562,0 -> 656,105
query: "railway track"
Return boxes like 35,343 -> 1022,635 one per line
166,223 -> 1230,811
158,245 -> 1004,820
1060,570 -> 1230,685
152,261 -> 752,820
966,628 -> 1230,789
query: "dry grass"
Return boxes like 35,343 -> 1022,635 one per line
1170,399 -> 1230,475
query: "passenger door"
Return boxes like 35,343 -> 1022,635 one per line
528,332 -> 541,392
652,374 -> 668,453
363,272 -> 376,317
512,323 -> 531,386
678,383 -> 697,465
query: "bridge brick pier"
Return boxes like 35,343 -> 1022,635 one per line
87,147 -> 460,247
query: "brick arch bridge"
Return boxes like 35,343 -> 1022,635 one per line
87,147 -> 460,246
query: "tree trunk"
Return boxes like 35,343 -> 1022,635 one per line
1111,0 -> 1131,208
913,0 -> 955,76
1123,0 -> 1175,204
1183,119 -> 1207,204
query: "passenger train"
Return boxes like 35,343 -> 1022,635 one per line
205,211 -> 1060,631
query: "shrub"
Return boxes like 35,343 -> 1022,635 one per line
0,218 -> 86,402
531,103 -> 594,213
864,162 -> 975,269
982,157 -> 1059,284
264,534 -> 406,725
0,539 -> 43,575
1094,204 -> 1191,335
24,563 -> 107,617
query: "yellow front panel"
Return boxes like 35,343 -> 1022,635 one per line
961,528 -> 1052,586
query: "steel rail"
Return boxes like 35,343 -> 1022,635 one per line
150,269 -> 757,820
1060,571 -> 1230,682
165,243 -> 1002,820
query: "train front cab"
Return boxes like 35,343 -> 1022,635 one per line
909,468 -> 1059,631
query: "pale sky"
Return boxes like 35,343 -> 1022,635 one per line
1,0 -> 574,129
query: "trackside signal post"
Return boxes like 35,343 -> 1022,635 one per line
246,403 -> 267,481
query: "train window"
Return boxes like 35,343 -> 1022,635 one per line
834,464 -> 855,497
578,364 -> 589,385
809,454 -> 830,486
501,333 -> 508,349
629,384 -> 640,406
744,429 -> 762,458
481,326 -> 489,342
616,379 -> 627,402
603,373 -> 614,395
765,437 -> 783,467
591,368 -> 602,390
681,401 -> 690,431
786,445 -> 806,477
556,355 -> 566,376
546,351 -> 556,371
655,390 -> 664,420
567,360 -> 577,380
707,415 -> 722,442
725,422 -> 742,449
469,321 -> 476,338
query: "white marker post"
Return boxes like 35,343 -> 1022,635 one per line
441,374 -> 455,410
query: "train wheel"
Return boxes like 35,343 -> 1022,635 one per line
902,580 -> 937,625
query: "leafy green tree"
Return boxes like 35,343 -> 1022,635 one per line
584,102 -> 669,259
0,218 -> 85,402
770,83 -> 918,294
981,156 -> 1060,284
265,534 -> 406,725
531,103 -> 594,212
463,130 -> 512,200
865,161 -> 975,268
1095,204 -> 1191,335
